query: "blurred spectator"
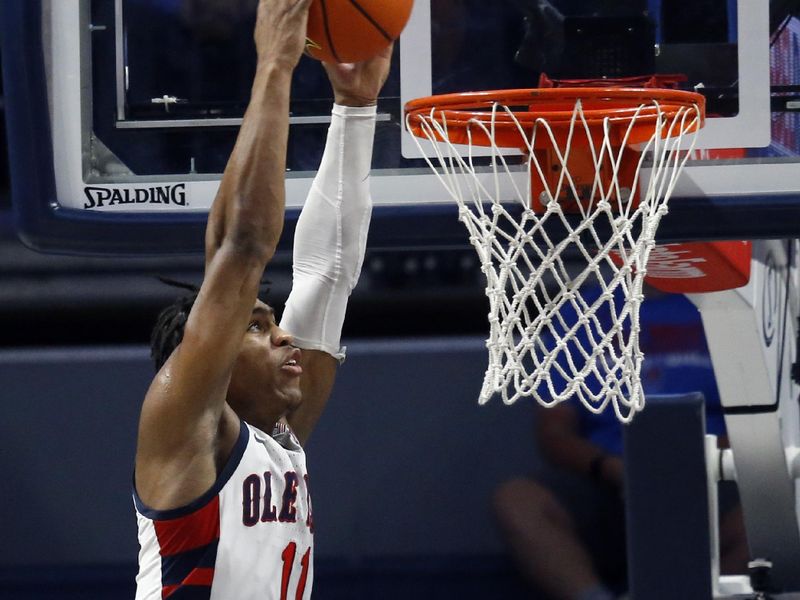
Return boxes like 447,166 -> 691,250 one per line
492,292 -> 748,600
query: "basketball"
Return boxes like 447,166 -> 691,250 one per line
305,0 -> 414,63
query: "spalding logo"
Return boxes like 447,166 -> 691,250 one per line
83,184 -> 187,209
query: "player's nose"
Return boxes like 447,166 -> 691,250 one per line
272,325 -> 294,347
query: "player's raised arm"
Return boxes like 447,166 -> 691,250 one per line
135,0 -> 311,511
205,0 -> 310,267
280,46 -> 394,444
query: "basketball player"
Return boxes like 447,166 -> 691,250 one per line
131,1 -> 392,597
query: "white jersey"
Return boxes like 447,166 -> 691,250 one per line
133,420 -> 314,599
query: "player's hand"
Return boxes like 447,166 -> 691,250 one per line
255,0 -> 313,70
323,43 -> 394,107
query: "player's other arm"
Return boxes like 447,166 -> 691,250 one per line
135,0 -> 311,511
281,46 -> 394,444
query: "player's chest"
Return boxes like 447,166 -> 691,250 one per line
223,440 -> 315,535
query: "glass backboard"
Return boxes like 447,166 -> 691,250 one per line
2,0 -> 800,253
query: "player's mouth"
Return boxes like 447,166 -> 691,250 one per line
281,349 -> 303,376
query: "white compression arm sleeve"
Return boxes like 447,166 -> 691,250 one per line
279,104 -> 376,361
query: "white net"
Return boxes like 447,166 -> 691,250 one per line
406,96 -> 702,423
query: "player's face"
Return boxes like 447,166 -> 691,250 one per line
226,300 -> 303,424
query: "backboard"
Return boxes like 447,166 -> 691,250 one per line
2,0 -> 800,253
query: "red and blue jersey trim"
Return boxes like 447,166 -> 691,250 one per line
155,497 -> 219,598
133,420 -> 249,598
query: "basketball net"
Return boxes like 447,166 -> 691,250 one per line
406,92 -> 704,423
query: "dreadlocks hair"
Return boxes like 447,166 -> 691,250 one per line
150,277 -> 200,372
149,276 -> 274,372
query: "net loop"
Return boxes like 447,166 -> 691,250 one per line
405,88 -> 704,423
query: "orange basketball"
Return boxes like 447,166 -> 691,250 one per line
306,0 -> 414,63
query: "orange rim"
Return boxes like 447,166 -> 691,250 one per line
404,88 -> 706,149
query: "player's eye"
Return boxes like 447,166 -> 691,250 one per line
247,321 -> 263,333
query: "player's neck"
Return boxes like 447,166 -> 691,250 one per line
229,403 -> 285,436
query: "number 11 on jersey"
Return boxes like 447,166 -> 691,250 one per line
280,541 -> 311,600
